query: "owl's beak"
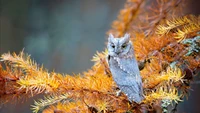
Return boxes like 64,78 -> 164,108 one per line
115,51 -> 120,55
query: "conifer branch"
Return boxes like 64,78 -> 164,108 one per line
156,15 -> 200,41
108,0 -> 144,37
0,0 -> 199,112
144,0 -> 184,37
31,94 -> 69,113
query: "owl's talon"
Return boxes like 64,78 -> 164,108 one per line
116,90 -> 122,96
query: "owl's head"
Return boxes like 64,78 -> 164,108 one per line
107,33 -> 133,57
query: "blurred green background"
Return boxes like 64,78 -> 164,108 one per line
0,0 -> 199,113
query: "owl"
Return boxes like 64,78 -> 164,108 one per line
107,33 -> 144,103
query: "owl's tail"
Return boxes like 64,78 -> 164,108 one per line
119,85 -> 144,103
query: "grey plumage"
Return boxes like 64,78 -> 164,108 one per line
107,33 -> 144,103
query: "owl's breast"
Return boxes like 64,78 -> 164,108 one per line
108,56 -> 130,84
108,55 -> 141,85
108,56 -> 122,73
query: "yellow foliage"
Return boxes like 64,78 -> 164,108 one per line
62,73 -> 114,93
0,0 -> 199,112
1,51 -> 39,75
32,94 -> 69,113
175,22 -> 200,41
143,86 -> 182,104
108,0 -> 144,37
156,15 -> 200,41
143,67 -> 184,89
91,49 -> 108,67
17,73 -> 61,95
156,15 -> 193,36
42,101 -> 88,113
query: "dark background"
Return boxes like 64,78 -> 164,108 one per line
0,0 -> 199,113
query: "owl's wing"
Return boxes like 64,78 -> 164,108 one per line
116,58 -> 143,96
119,85 -> 144,103
116,58 -> 140,76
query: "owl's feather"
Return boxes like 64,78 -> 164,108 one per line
119,85 -> 143,103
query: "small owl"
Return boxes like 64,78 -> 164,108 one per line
107,33 -> 144,103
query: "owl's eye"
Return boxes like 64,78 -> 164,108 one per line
111,45 -> 115,48
122,44 -> 127,48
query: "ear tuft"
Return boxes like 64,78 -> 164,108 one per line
123,33 -> 130,42
108,33 -> 114,42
